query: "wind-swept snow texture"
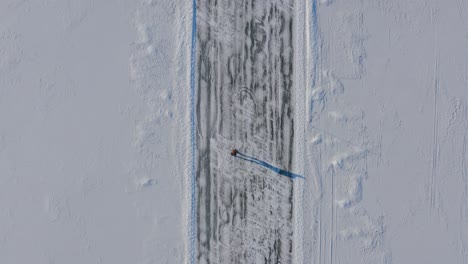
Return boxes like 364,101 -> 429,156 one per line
302,0 -> 468,264
0,0 -> 193,263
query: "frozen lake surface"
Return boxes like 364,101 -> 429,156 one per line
0,0 -> 467,263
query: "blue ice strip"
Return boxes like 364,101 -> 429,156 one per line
189,0 -> 197,263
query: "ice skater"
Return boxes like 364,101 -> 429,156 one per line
230,149 -> 238,157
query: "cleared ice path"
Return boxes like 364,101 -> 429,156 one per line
195,0 -> 297,263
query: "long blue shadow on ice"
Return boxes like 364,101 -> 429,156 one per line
236,152 -> 305,179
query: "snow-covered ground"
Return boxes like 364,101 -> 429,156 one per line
0,0 -> 190,263
302,0 -> 468,263
0,0 -> 467,263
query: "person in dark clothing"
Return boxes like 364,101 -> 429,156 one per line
230,149 -> 238,156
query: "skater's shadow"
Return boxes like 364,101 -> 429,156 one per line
235,152 -> 305,179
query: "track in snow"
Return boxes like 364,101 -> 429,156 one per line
195,0 -> 296,263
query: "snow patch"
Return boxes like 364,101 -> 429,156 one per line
137,177 -> 157,189
330,148 -> 369,170
330,11 -> 367,80
307,71 -> 344,123
328,111 -> 348,123
337,174 -> 364,209
310,133 -> 323,145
